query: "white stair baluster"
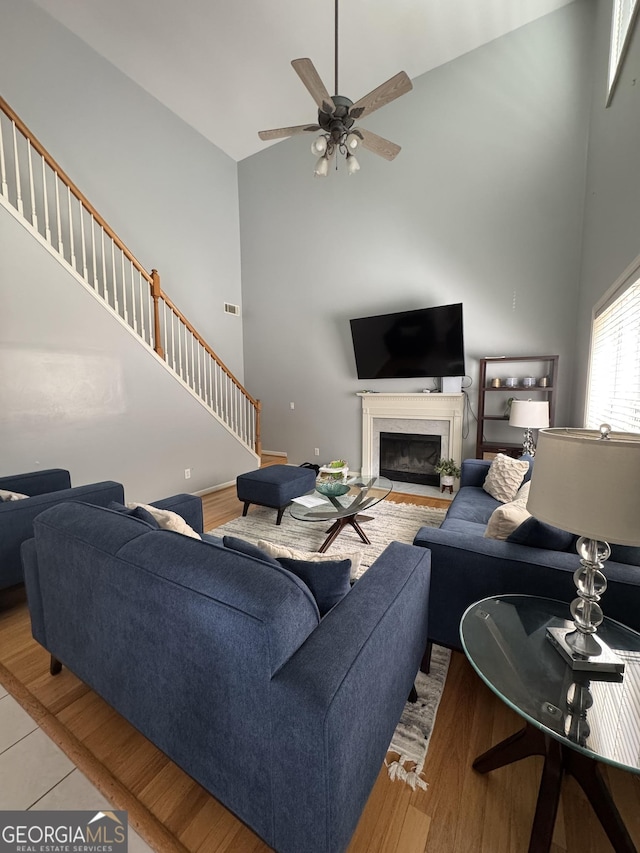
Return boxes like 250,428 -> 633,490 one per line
91,217 -> 99,292
67,186 -> 75,270
121,253 -> 129,325
110,240 -> 119,315
130,262 -> 138,334
139,270 -> 147,342
27,140 -> 37,229
79,200 -> 88,281
54,172 -> 63,255
100,229 -> 109,303
12,121 -> 23,215
41,157 -> 51,244
0,116 -> 7,198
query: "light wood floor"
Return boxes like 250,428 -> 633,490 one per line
1,456 -> 639,853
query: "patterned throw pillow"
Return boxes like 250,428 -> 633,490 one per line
482,454 -> 530,503
0,489 -> 29,501
484,482 -> 531,540
127,502 -> 202,540
257,539 -> 363,577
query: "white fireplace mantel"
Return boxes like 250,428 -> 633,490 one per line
358,392 -> 465,476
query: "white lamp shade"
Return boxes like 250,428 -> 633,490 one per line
509,400 -> 550,429
527,427 -> 640,545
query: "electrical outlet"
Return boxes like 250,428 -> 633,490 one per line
184,468 -> 191,479
314,448 -> 320,456
290,402 -> 295,410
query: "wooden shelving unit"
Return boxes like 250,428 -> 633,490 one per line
476,355 -> 559,458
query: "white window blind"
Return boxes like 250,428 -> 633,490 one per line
587,277 -> 640,433
608,0 -> 640,103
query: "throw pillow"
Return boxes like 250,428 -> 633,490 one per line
484,482 -> 531,540
222,535 -> 281,566
108,501 -> 161,528
257,539 -> 363,577
507,516 -> 574,551
127,502 -> 202,540
277,556 -> 351,617
483,453 -> 530,503
0,489 -> 29,501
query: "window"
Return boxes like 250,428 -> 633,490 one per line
607,0 -> 640,105
586,263 -> 640,433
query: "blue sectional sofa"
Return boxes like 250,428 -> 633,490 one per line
22,496 -> 432,853
413,458 -> 640,652
0,469 -> 124,590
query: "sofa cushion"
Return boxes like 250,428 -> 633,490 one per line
257,539 -> 363,577
108,501 -> 161,529
507,516 -> 575,551
609,544 -> 640,565
223,535 -> 281,566
484,482 -> 531,540
483,454 -> 529,503
127,502 -> 201,540
444,486 -> 499,526
277,556 -> 351,617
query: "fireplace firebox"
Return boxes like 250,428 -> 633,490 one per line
379,432 -> 441,486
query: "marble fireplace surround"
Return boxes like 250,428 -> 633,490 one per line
358,393 -> 465,477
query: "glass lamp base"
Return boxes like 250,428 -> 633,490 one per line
546,625 -> 625,674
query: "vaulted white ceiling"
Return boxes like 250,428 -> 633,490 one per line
32,0 -> 576,162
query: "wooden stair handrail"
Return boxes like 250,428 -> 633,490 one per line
0,95 -> 152,284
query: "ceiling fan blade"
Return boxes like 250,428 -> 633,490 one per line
258,124 -> 320,141
351,71 -> 413,118
291,58 -> 334,113
358,128 -> 401,161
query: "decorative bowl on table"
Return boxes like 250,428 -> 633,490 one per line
318,460 -> 349,481
316,481 -> 350,497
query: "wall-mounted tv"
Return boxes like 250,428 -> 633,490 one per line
349,303 -> 465,380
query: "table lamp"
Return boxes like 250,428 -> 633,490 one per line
527,425 -> 640,673
508,400 -> 549,455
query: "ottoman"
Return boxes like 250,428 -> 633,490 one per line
236,465 -> 317,525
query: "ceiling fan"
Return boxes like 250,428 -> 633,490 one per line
258,0 -> 413,176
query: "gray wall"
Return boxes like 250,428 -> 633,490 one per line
238,2 -> 595,466
1,205 -> 256,499
0,0 -> 244,379
0,0 -> 256,495
572,0 -> 640,421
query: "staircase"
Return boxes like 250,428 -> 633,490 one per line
0,96 -> 261,459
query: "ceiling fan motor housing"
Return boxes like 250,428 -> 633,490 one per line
318,95 -> 355,141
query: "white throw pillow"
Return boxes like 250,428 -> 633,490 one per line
257,539 -> 363,577
482,454 -> 530,503
0,489 -> 29,501
484,482 -> 532,540
127,502 -> 201,540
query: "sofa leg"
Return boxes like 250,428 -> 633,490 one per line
50,655 -> 62,675
408,684 -> 418,703
242,501 -> 251,517
420,641 -> 432,675
276,506 -> 286,526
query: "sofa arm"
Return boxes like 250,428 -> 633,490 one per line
150,493 -> 203,535
460,458 -> 491,488
412,526 -> 640,649
2,481 -> 124,589
268,541 -> 431,853
0,469 -> 71,496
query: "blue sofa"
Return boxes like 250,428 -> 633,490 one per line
413,458 -> 640,652
0,469 -> 124,590
21,497 -> 432,853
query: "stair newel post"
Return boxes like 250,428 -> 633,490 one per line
255,399 -> 262,457
150,269 -> 164,358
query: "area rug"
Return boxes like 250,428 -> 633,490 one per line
211,499 -> 451,789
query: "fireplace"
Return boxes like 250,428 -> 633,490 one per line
379,432 -> 441,486
358,393 -> 465,484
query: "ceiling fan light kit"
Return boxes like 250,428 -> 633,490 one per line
258,0 -> 413,177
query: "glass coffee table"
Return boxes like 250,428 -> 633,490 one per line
460,595 -> 640,853
289,475 -> 393,553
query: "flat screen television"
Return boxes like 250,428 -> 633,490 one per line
349,303 -> 465,380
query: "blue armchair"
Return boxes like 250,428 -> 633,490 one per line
0,469 -> 124,590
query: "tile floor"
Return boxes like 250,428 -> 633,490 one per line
0,683 -> 154,851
